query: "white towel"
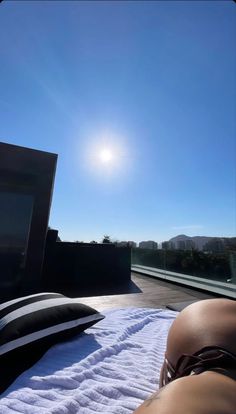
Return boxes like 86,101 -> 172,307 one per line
0,307 -> 177,413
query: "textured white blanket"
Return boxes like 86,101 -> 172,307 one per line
0,308 -> 177,413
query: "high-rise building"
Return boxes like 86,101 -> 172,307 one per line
117,241 -> 137,247
177,240 -> 186,250
162,241 -> 175,250
139,241 -> 158,249
185,239 -> 195,250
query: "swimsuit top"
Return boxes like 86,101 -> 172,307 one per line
160,346 -> 236,387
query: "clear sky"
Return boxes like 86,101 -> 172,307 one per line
0,1 -> 235,243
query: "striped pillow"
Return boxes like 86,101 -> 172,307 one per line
0,292 -> 104,393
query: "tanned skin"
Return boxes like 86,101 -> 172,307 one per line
133,299 -> 236,414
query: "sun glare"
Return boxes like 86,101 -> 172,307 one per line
99,148 -> 113,163
82,130 -> 131,181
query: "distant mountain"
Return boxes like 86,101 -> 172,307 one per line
169,234 -> 190,242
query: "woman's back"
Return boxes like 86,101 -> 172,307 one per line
134,370 -> 236,414
133,299 -> 236,414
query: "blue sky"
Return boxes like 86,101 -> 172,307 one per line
0,1 -> 235,243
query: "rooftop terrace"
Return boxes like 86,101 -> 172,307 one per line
76,272 -> 217,312
1,143 -> 234,305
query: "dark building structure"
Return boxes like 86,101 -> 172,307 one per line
0,142 -> 57,302
0,142 -> 131,302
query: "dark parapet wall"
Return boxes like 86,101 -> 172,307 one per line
42,241 -> 131,296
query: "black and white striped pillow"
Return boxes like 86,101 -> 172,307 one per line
0,292 -> 104,393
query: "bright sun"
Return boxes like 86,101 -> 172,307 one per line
84,132 -> 130,179
99,148 -> 113,163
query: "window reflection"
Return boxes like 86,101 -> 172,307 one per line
0,192 -> 33,287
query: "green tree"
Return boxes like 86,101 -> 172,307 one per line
102,235 -> 111,243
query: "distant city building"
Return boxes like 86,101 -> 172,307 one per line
117,241 -> 136,247
168,234 -> 235,252
117,241 -> 125,247
139,241 -> 158,249
177,240 -> 186,250
185,239 -> 195,250
127,241 -> 137,248
203,238 -> 224,253
162,241 -> 170,250
175,239 -> 195,250
169,235 -> 220,251
162,241 -> 175,250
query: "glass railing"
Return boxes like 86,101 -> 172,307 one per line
131,248 -> 236,285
